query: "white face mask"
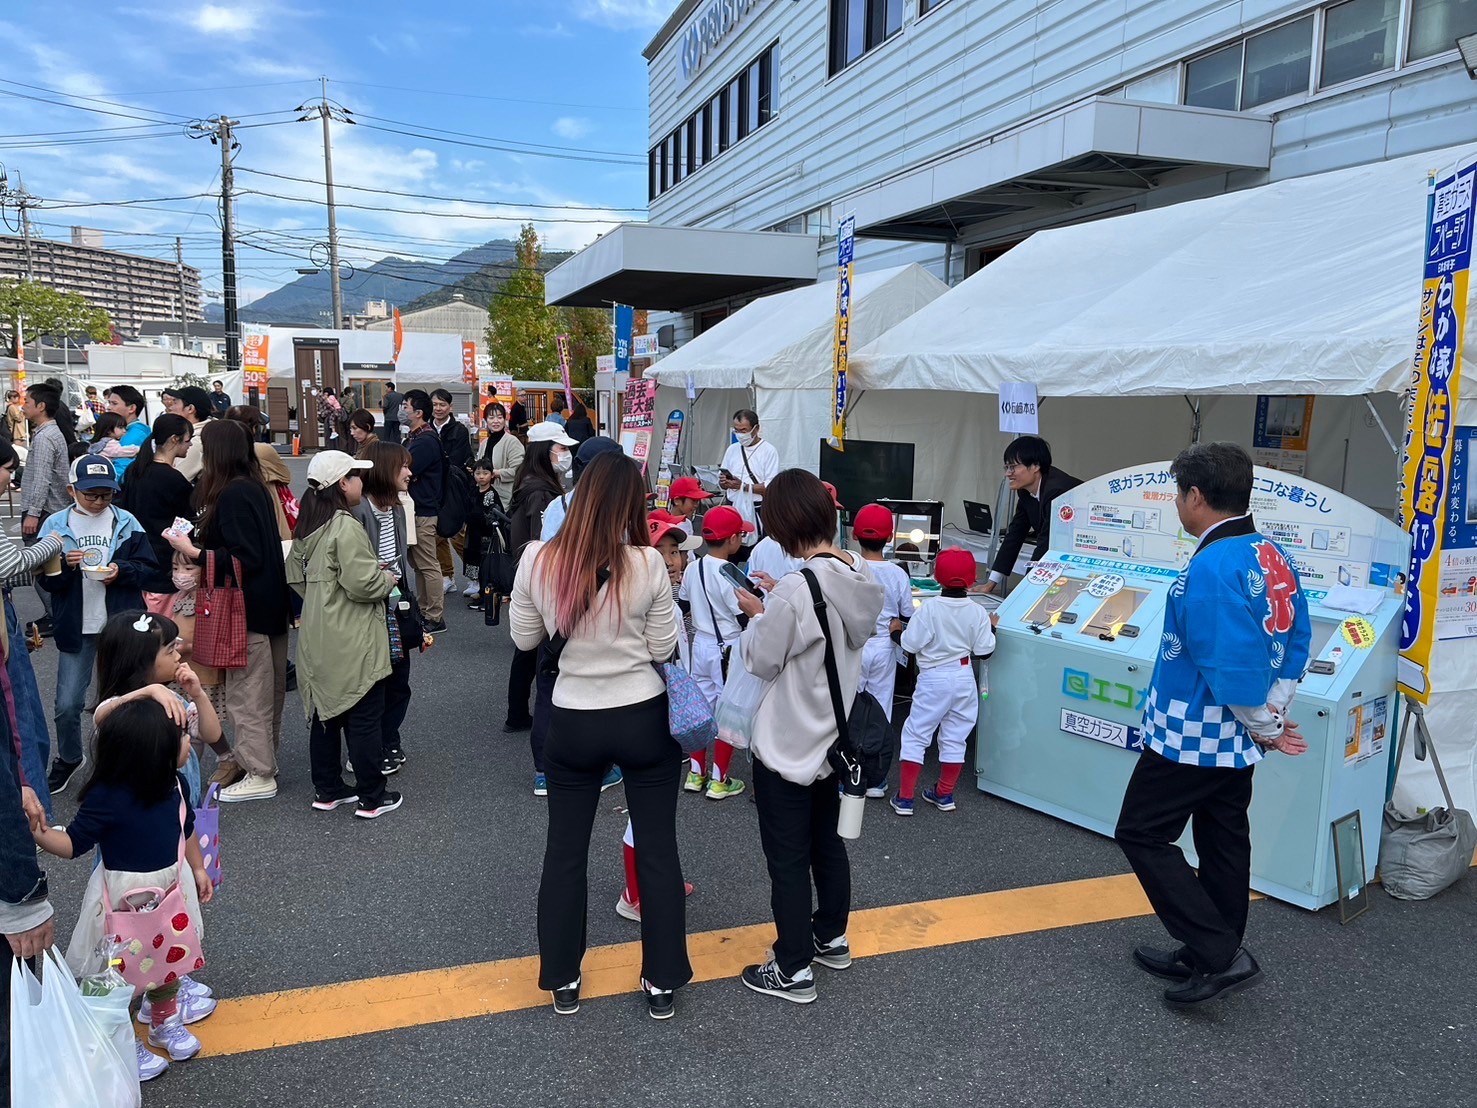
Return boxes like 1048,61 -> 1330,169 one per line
735,430 -> 756,448
553,450 -> 573,473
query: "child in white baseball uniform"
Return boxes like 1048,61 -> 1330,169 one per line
892,548 -> 997,816
677,505 -> 751,800
852,504 -> 912,797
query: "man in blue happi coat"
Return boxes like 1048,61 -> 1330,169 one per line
1115,442 -> 1311,1009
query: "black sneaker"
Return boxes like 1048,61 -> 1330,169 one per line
47,757 -> 84,794
503,717 -> 534,734
812,935 -> 852,971
740,960 -> 817,1004
552,977 -> 580,1016
311,790 -> 358,812
379,757 -> 401,776
642,979 -> 674,1021
354,791 -> 403,820
387,747 -> 407,767
422,619 -> 447,634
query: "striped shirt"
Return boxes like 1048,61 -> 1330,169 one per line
370,505 -> 398,566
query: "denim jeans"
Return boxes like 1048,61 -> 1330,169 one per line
53,634 -> 99,765
5,595 -> 52,820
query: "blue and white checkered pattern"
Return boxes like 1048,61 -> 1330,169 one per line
1142,687 -> 1264,768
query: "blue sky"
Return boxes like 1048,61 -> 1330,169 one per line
0,0 -> 669,306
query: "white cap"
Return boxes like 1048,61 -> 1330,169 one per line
527,421 -> 577,447
306,450 -> 372,489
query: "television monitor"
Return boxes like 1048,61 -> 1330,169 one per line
818,440 -> 915,514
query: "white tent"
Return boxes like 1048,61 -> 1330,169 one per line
253,327 -> 465,386
846,141 -> 1477,819
645,263 -> 951,472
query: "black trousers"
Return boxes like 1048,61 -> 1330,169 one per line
538,694 -> 691,992
507,646 -> 538,728
752,757 -> 851,978
382,655 -> 411,757
382,419 -> 401,444
1114,748 -> 1255,974
309,680 -> 388,805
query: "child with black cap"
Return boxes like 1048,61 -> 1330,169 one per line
892,547 -> 997,816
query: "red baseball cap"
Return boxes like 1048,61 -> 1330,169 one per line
701,505 -> 754,543
822,481 -> 844,509
933,548 -> 978,589
649,515 -> 700,551
668,476 -> 708,501
852,504 -> 893,541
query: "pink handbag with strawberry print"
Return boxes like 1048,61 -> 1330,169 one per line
102,788 -> 204,995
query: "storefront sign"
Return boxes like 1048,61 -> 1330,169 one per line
461,341 -> 477,387
242,331 -> 269,395
633,333 -> 660,358
677,0 -> 769,87
1252,395 -> 1314,475
1398,154 -> 1475,701
831,213 -> 855,450
998,382 -> 1039,434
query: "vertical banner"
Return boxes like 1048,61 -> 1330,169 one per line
620,377 -> 657,473
242,331 -> 270,397
831,214 -> 855,450
1397,155 -> 1475,701
13,319 -> 24,388
1438,426 -> 1477,641
392,308 -> 404,365
614,305 -> 634,388
461,341 -> 477,386
556,333 -> 574,411
1252,395 -> 1315,474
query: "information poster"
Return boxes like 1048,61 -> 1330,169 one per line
1436,425 -> 1477,640
1253,395 -> 1314,474
242,331 -> 270,396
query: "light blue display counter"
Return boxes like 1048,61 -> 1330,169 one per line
977,463 -> 1410,910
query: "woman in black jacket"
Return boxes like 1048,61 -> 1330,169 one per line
165,420 -> 292,804
503,424 -> 573,745
564,401 -> 596,445
118,414 -> 194,610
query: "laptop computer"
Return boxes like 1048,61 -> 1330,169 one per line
963,500 -> 993,534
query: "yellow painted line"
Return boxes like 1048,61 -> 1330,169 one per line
172,872 -> 1164,1058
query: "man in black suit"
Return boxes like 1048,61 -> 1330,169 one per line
982,435 -> 1081,594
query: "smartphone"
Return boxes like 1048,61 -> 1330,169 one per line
719,468 -> 736,482
719,560 -> 764,598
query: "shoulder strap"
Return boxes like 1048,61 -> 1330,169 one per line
545,565 -> 612,664
697,558 -> 725,651
802,568 -> 849,748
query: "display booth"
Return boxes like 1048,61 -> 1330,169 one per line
980,463 -> 1410,909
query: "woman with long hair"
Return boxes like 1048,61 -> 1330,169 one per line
164,420 -> 291,804
349,441 -> 417,774
105,384 -> 150,477
732,470 -> 883,1004
510,451 -> 690,1021
224,405 -> 293,540
289,450 -> 401,818
505,424 -> 575,742
119,413 -> 194,615
476,402 -> 523,505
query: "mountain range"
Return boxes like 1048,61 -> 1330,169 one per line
204,238 -> 567,324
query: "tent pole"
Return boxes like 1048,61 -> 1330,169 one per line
1184,396 -> 1202,443
1362,393 -> 1398,455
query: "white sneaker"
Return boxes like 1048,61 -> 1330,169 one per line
462,582 -> 479,598
615,891 -> 641,921
148,1014 -> 202,1061
865,784 -> 888,799
138,988 -> 217,1025
442,576 -> 455,594
219,772 -> 277,803
135,1039 -> 168,1081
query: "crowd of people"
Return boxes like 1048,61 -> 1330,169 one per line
1,380 -> 1308,1094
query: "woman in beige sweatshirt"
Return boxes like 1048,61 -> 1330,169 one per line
509,451 -> 691,1021
734,470 -> 883,1006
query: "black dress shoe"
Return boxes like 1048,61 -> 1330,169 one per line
1163,948 -> 1263,1009
503,717 -> 533,733
551,979 -> 580,1016
1133,945 -> 1195,982
643,981 -> 674,1021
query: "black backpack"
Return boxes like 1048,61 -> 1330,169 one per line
435,445 -> 477,539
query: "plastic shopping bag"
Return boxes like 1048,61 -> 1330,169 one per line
714,663 -> 773,751
79,941 -> 141,1092
10,948 -> 140,1108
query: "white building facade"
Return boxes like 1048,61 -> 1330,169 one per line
548,0 -> 1477,337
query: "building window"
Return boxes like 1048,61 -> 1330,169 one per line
1321,0 -> 1400,86
1184,42 -> 1242,109
685,116 -> 698,174
1241,16 -> 1314,107
700,103 -> 714,163
829,0 -> 903,76
648,149 -> 660,201
717,88 -> 731,153
1408,0 -> 1477,60
671,126 -> 685,184
919,0 -> 951,13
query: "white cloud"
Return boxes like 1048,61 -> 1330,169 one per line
191,4 -> 259,35
551,117 -> 592,141
520,21 -> 574,38
575,0 -> 671,30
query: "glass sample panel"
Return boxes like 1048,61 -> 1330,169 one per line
1021,577 -> 1091,625
1185,42 -> 1241,109
1241,16 -> 1313,108
1408,0 -> 1477,60
1079,589 -> 1151,638
1321,0 -> 1400,86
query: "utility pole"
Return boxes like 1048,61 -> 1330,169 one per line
297,79 -> 354,329
175,236 -> 189,347
190,116 -> 241,374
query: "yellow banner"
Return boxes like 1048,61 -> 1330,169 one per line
831,214 -> 855,450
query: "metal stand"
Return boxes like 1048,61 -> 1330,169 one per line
1393,699 -> 1460,814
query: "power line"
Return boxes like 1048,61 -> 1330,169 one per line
233,166 -> 646,212
333,79 -> 644,114
356,120 -> 643,166
354,113 -> 643,160
239,187 -> 624,223
0,80 -> 184,125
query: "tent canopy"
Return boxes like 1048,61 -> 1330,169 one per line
647,263 -> 950,392
852,143 -> 1477,398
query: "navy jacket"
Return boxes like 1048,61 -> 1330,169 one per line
36,506 -> 157,653
406,425 -> 444,517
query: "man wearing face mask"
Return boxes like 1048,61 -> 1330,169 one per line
402,390 -> 447,633
717,409 -> 779,559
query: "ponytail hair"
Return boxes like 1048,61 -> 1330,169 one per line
293,478 -> 351,540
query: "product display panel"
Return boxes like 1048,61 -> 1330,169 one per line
977,462 -> 1410,909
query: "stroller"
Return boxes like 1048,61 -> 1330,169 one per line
474,491 -> 516,626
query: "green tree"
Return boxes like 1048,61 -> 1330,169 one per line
0,280 -> 112,348
484,225 -> 611,388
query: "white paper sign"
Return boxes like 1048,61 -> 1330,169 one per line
999,382 -> 1039,434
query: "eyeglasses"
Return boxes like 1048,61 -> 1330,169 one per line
76,489 -> 114,502
1003,463 -> 1025,474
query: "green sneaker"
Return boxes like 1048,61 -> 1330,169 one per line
684,771 -> 706,793
705,776 -> 746,801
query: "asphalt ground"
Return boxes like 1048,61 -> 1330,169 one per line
11,461 -> 1477,1108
